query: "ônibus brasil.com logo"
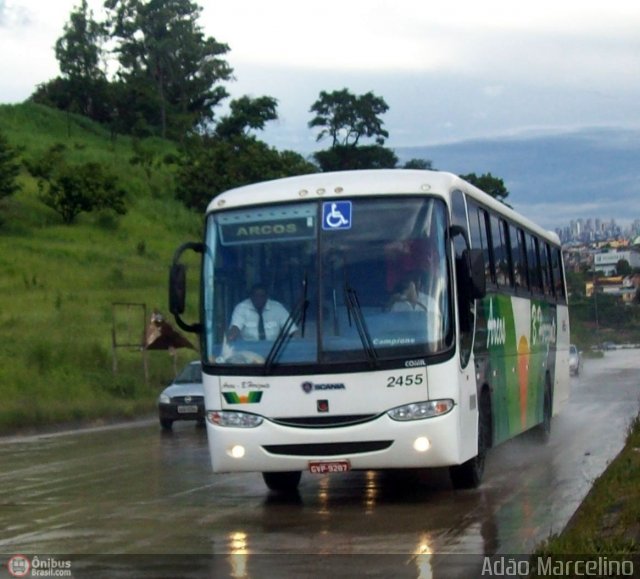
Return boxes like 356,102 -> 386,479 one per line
7,554 -> 72,577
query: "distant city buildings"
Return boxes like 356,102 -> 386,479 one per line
555,217 -> 640,245
558,216 -> 640,302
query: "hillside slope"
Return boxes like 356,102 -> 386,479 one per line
0,103 -> 202,431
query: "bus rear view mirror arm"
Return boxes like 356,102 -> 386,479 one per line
169,241 -> 204,333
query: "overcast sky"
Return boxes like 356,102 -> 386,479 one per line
2,0 -> 639,153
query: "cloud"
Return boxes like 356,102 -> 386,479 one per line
0,0 -> 32,27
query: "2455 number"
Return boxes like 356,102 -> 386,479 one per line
387,373 -> 425,387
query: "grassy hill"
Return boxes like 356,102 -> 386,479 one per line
0,103 -> 202,432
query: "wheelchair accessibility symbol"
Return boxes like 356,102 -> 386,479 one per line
322,201 -> 352,230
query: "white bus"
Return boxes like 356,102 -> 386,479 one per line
169,170 -> 570,492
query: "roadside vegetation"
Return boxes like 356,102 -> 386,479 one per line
531,413 -> 640,567
0,103 -> 200,432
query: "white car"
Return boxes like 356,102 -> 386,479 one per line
569,345 -> 582,376
157,361 -> 204,430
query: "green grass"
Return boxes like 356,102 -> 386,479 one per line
532,413 -> 640,567
0,102 -> 202,433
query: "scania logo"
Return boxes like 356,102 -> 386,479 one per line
301,382 -> 346,393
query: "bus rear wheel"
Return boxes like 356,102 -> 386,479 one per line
262,471 -> 302,493
450,391 -> 491,490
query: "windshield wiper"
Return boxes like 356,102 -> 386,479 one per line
264,276 -> 309,373
344,284 -> 379,368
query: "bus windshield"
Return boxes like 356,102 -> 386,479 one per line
203,197 -> 452,370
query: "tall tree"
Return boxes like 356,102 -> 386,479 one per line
54,0 -> 107,117
104,0 -> 233,138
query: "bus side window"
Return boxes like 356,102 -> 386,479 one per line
490,214 -> 509,287
501,219 -> 514,288
541,243 -> 554,298
468,202 -> 493,286
510,225 -> 526,291
480,210 -> 494,285
526,234 -> 543,294
552,247 -> 566,302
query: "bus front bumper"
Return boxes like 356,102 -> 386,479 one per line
206,406 -> 467,473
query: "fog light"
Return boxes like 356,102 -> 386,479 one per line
413,437 -> 431,452
229,445 -> 245,459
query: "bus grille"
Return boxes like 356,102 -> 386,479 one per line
262,441 -> 393,457
270,414 -> 379,428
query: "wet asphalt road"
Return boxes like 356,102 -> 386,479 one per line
0,350 -> 639,578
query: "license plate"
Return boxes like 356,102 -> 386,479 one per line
309,460 -> 351,474
177,405 -> 198,414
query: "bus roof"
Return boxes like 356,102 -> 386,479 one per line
206,169 -> 560,246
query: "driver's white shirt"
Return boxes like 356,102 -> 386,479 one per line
390,291 -> 438,314
229,298 -> 293,341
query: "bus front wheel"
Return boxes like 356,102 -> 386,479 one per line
262,471 -> 302,493
449,391 -> 491,490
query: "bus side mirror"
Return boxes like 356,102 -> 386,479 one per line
450,224 -> 486,301
467,248 -> 486,300
169,242 -> 204,333
169,263 -> 187,315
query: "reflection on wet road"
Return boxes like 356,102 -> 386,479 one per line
0,350 -> 638,578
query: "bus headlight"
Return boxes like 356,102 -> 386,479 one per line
207,411 -> 263,428
387,399 -> 454,421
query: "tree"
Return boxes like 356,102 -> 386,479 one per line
616,259 -> 632,276
176,136 -> 316,211
105,0 -> 233,138
314,144 -> 397,172
309,89 -> 395,171
33,2 -> 116,126
56,0 -> 105,83
403,158 -> 433,170
461,172 -> 510,205
215,96 -> 278,140
54,0 -> 108,118
309,89 -> 389,147
0,131 -> 21,201
41,162 -> 127,224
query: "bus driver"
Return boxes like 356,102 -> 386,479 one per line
227,284 -> 294,342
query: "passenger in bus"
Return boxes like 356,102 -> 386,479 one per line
227,284 -> 294,342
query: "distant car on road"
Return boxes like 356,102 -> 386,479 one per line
157,361 -> 204,430
601,341 -> 616,351
569,344 -> 583,376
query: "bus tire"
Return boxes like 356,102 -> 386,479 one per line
450,390 -> 491,490
262,471 -> 302,493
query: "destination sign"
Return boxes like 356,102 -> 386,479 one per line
220,216 -> 316,245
